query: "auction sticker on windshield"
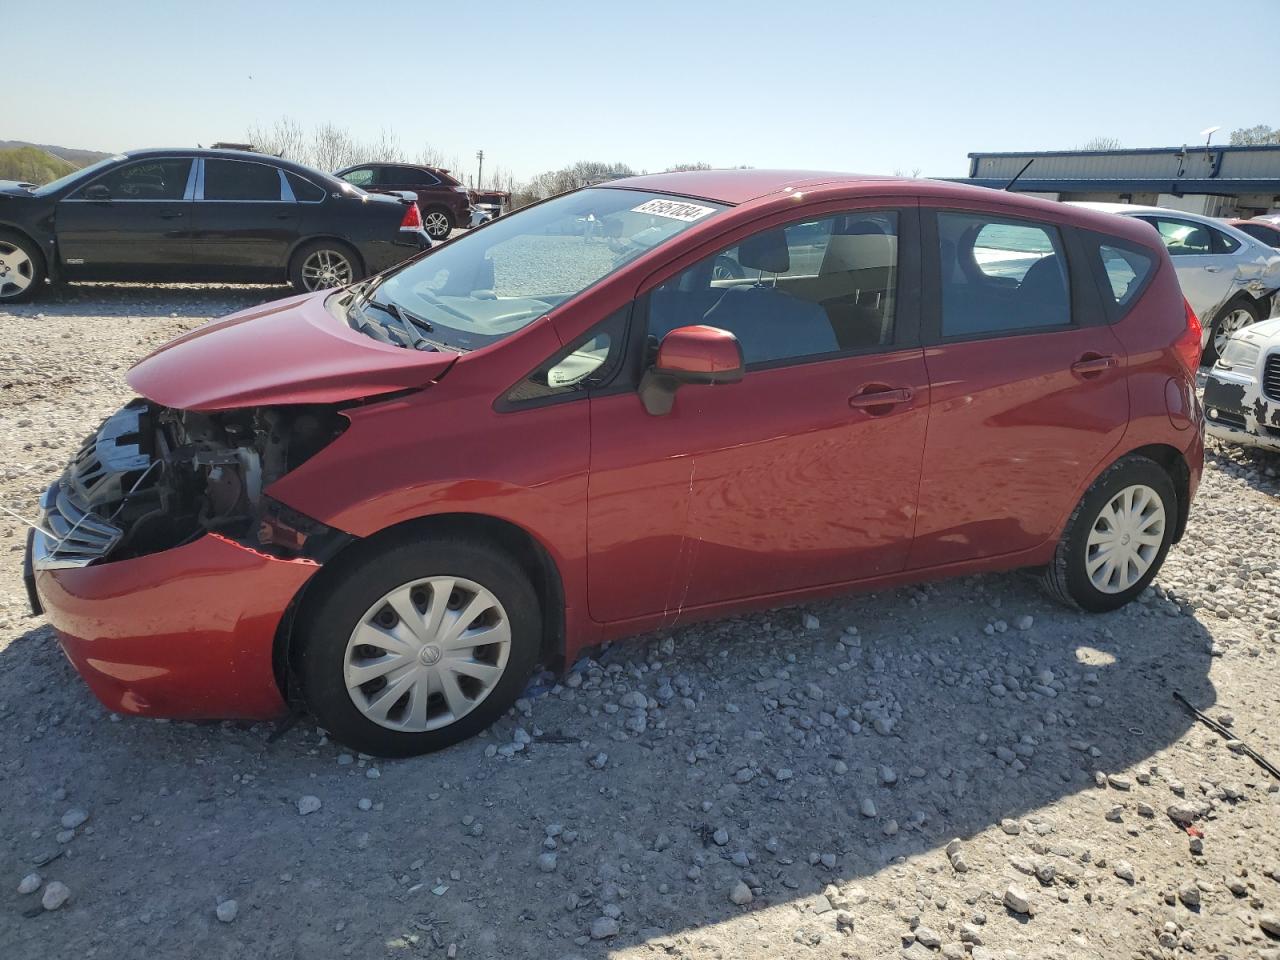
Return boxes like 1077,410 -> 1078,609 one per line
630,198 -> 718,222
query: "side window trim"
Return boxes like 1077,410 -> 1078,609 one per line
920,207 -> 1077,346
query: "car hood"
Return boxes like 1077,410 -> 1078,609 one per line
127,291 -> 458,411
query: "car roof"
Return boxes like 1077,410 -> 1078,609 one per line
121,147 -> 342,184
1069,201 -> 1220,223
601,169 -> 906,205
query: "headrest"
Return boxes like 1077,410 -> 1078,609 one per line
1020,254 -> 1065,296
822,233 -> 896,273
737,230 -> 789,274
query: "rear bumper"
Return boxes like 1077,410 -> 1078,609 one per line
29,532 -> 318,720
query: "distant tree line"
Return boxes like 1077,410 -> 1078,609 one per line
0,146 -> 78,184
1229,124 -> 1280,146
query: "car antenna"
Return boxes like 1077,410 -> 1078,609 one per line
1004,158 -> 1034,191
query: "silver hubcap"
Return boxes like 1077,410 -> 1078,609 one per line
0,242 -> 34,298
301,249 -> 353,291
344,577 -> 511,733
1214,308 -> 1253,357
1086,484 -> 1166,594
424,212 -> 450,238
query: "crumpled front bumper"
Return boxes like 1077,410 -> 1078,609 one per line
28,531 -> 319,720
1203,367 -> 1280,452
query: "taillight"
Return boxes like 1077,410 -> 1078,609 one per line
400,203 -> 422,229
1174,298 -> 1203,373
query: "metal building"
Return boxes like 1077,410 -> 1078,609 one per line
955,145 -> 1280,218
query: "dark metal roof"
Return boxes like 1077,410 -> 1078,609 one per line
968,144 -> 1280,159
950,176 -> 1280,195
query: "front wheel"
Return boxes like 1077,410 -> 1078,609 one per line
1205,299 -> 1262,366
295,538 -> 541,757
0,232 -> 45,303
1042,455 -> 1177,612
290,241 -> 363,292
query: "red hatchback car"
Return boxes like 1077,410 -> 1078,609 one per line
26,171 -> 1204,756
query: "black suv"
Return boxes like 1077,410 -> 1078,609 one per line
0,148 -> 430,303
336,163 -> 474,241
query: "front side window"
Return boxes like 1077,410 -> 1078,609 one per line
647,211 -> 899,365
79,158 -> 191,200
1139,217 -> 1211,256
355,189 -> 724,352
340,167 -> 376,187
504,308 -> 629,405
937,212 -> 1070,337
203,160 -> 283,201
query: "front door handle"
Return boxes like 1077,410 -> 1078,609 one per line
157,211 -> 185,220
1071,354 -> 1118,377
849,386 -> 913,411
1204,265 -> 1221,273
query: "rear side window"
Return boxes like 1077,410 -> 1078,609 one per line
285,172 -> 325,202
204,160 -> 283,201
936,212 -> 1071,337
1097,243 -> 1153,307
340,167 -> 375,187
1138,216 -> 1211,256
1210,228 -> 1240,255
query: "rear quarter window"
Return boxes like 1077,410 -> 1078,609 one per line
1085,234 -> 1156,319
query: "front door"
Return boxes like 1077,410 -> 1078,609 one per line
56,157 -> 194,276
587,206 -> 929,623
191,158 -> 299,276
907,206 -> 1130,569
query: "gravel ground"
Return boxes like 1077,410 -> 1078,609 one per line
1,283 -> 1278,960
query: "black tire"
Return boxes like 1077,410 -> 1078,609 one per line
288,240 -> 364,292
0,230 -> 46,303
1203,298 -> 1262,366
422,206 -> 454,241
295,537 -> 541,757
1042,455 -> 1177,613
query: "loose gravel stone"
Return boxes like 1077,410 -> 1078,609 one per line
590,916 -> 619,939
297,796 -> 322,816
41,881 -> 70,911
729,881 -> 753,905
17,873 -> 41,895
216,899 -> 238,923
1003,885 -> 1033,915
59,808 -> 89,830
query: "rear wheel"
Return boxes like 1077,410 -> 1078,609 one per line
290,240 -> 362,292
422,207 -> 454,241
0,232 -> 44,303
1205,299 -> 1262,366
296,538 -> 541,757
1042,455 -> 1176,612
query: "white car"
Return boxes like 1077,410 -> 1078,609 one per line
1070,203 -> 1280,363
1202,318 -> 1280,452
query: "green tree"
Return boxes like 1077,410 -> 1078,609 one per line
0,146 -> 77,185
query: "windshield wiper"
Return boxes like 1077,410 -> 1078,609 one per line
363,298 -> 438,351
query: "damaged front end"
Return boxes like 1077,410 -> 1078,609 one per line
32,398 -> 352,573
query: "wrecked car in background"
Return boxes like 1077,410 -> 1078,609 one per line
1204,317 -> 1280,451
26,170 -> 1203,758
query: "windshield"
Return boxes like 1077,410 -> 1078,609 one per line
32,154 -> 127,195
356,188 -> 725,351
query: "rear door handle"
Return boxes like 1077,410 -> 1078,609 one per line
157,211 -> 185,220
1071,354 -> 1118,377
1205,266 -> 1221,273
849,386 -> 913,410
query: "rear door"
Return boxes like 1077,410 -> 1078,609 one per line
908,205 -> 1129,569
1132,215 -> 1236,322
587,204 -> 930,623
191,158 -> 299,275
56,157 -> 194,276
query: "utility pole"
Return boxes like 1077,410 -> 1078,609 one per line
475,150 -> 484,191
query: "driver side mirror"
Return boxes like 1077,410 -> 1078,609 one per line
83,184 -> 110,201
639,325 -> 744,416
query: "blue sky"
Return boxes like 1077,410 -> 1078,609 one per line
11,0 -> 1277,184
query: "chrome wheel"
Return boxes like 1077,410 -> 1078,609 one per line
0,241 -> 34,299
1085,484 -> 1166,594
343,577 -> 512,733
1214,307 -> 1254,358
300,249 -> 354,291
423,210 -> 451,240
